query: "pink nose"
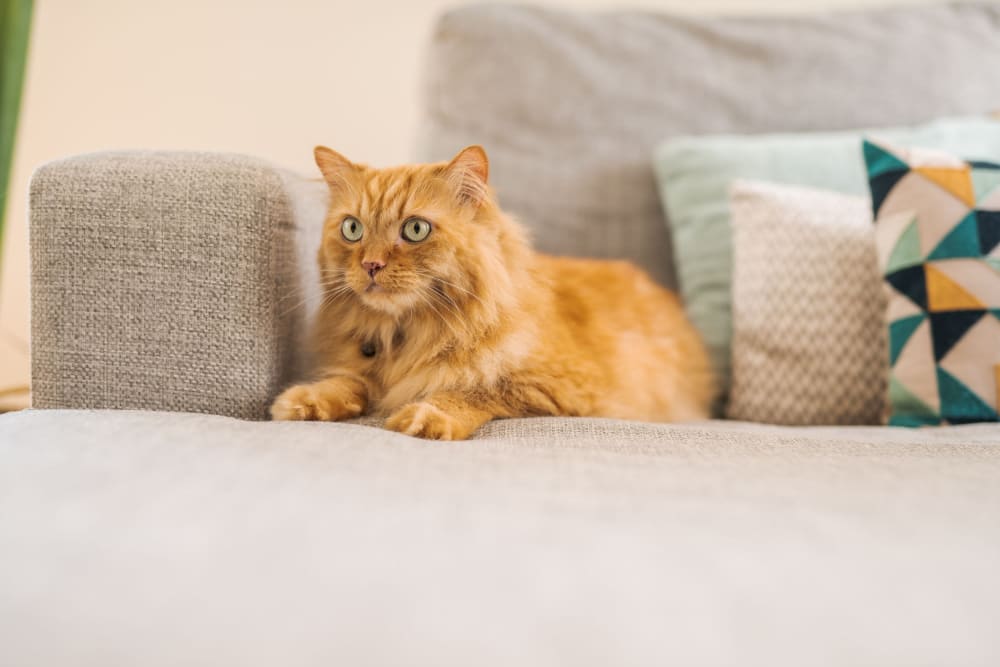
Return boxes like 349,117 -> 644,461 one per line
362,260 -> 385,278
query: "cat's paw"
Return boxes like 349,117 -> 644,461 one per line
270,382 -> 363,421
385,402 -> 470,440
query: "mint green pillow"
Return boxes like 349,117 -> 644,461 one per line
654,117 -> 1000,409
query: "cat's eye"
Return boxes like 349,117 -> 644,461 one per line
341,216 -> 364,242
401,217 -> 431,243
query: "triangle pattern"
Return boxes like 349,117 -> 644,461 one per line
887,374 -> 940,426
972,168 -> 1000,204
887,292 -> 923,321
977,210 -> 1000,255
875,212 -> 918,270
927,212 -> 981,260
864,140 -> 910,178
886,264 -> 927,310
926,264 -> 985,311
886,219 -> 923,272
889,314 -> 926,366
914,166 -> 975,207
869,169 -> 910,217
867,141 -> 1000,426
930,258 -> 1000,308
937,367 -> 1000,424
940,315 -> 1000,412
929,310 -> 986,361
877,172 -> 973,257
892,317 -> 940,413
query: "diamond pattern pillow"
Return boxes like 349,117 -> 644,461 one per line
726,181 -> 888,425
864,140 -> 1000,426
727,180 -> 885,425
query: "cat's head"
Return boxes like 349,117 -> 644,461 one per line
314,145 -> 518,319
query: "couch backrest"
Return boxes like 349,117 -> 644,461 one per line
418,2 -> 1000,287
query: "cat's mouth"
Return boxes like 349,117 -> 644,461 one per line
356,279 -> 419,317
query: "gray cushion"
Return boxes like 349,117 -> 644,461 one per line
2,408 -> 999,665
419,3 -> 1000,287
29,152 -> 308,419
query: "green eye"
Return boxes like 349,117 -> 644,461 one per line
401,217 -> 431,243
341,216 -> 363,242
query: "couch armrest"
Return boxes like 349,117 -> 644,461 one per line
29,151 -> 305,420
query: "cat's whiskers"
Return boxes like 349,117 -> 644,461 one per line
277,284 -> 339,318
413,270 -> 488,308
428,287 -> 466,324
414,292 -> 462,344
434,278 -> 484,305
277,278 -> 354,318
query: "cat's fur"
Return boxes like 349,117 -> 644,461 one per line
270,145 -> 715,439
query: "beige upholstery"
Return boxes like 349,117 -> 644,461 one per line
1,409 -> 998,665
30,152 -> 304,419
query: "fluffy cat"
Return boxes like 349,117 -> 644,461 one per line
270,145 -> 715,439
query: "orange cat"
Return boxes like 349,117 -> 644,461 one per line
270,145 -> 715,439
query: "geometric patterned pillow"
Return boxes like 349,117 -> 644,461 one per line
863,140 -> 1000,426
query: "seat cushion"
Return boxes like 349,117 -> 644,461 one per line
2,409 -> 999,665
419,3 -> 1000,288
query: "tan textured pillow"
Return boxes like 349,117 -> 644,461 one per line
726,180 -> 887,425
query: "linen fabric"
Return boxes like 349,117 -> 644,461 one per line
1,408 -> 999,666
29,152 -> 304,419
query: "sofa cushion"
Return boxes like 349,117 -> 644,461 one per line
863,140 -> 1000,425
2,409 -> 999,665
655,118 -> 1000,399
727,180 -> 884,425
419,3 -> 1000,288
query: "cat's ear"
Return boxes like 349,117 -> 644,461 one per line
444,145 -> 489,207
314,146 -> 356,189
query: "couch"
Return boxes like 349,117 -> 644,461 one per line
3,4 -> 1000,665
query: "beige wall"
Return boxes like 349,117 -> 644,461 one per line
0,0 -> 943,389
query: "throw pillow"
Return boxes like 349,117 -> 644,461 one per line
863,140 -> 1000,425
727,180 -> 885,425
654,117 -> 1000,409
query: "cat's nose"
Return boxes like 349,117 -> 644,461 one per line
362,260 -> 385,278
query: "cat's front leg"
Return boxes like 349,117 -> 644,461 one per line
385,392 -> 494,441
270,375 -> 368,421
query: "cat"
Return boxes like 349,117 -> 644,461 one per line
270,145 -> 715,439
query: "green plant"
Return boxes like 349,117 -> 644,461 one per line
0,0 -> 33,273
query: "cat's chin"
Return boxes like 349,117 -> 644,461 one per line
357,288 -> 415,318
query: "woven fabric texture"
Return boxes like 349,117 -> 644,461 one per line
2,409 -> 999,666
727,181 -> 885,425
30,152 -> 302,419
864,140 -> 1000,425
419,3 -> 1000,289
